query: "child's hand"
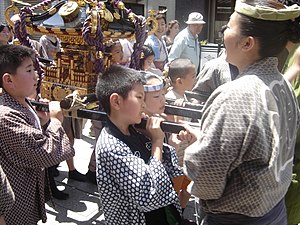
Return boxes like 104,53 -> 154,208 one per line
168,133 -> 181,151
35,98 -> 50,126
146,116 -> 165,161
146,116 -> 165,142
49,101 -> 64,123
177,124 -> 200,145
173,98 -> 185,107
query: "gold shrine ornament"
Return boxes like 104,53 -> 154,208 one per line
58,1 -> 80,23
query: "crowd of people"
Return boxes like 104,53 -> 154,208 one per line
1,0 -> 300,225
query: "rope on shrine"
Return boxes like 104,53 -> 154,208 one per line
130,15 -> 147,70
14,6 -> 45,96
82,6 -> 105,74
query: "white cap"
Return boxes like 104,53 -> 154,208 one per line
185,12 -> 206,25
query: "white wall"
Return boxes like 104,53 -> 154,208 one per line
138,0 -> 176,22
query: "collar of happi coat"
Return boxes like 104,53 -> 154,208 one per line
1,91 -> 38,125
238,57 -> 279,79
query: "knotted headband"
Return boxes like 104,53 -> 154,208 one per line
141,71 -> 164,92
235,0 -> 300,21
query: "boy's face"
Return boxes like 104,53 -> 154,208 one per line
145,89 -> 166,115
144,78 -> 165,115
4,57 -> 38,100
120,84 -> 146,125
180,68 -> 197,91
111,43 -> 124,64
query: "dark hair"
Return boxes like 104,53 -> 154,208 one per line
156,14 -> 167,24
0,44 -> 35,88
237,0 -> 300,58
166,20 -> 180,36
104,39 -> 121,55
96,65 -> 146,115
140,45 -> 155,70
168,58 -> 195,83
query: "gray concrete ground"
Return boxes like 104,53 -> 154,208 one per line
38,120 -> 198,225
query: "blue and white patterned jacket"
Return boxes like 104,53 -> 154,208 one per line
96,123 -> 183,225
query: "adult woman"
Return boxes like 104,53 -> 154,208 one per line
180,1 -> 300,224
145,14 -> 168,71
162,20 -> 180,52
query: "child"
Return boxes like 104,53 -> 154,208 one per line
140,45 -> 155,71
95,65 -> 182,225
0,24 -> 10,45
165,58 -> 196,211
165,58 -> 196,100
140,45 -> 163,76
104,39 -> 124,67
135,71 -> 197,224
0,44 -> 75,224
142,71 -> 166,116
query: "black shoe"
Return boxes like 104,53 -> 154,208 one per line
48,167 -> 69,200
86,170 -> 97,185
180,219 -> 197,225
69,169 -> 86,182
52,189 -> 69,200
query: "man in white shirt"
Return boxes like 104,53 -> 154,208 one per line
168,12 -> 205,73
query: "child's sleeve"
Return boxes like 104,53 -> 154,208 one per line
0,111 -> 75,168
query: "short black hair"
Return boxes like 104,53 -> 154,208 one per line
156,13 -> 167,24
0,44 -> 35,88
104,39 -> 121,54
140,45 -> 155,70
96,65 -> 146,115
168,58 -> 195,83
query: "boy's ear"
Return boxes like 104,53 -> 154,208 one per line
2,73 -> 14,89
110,93 -> 121,110
175,77 -> 183,85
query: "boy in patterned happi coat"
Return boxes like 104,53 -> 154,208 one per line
95,65 -> 183,225
0,44 -> 75,224
0,164 -> 14,225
